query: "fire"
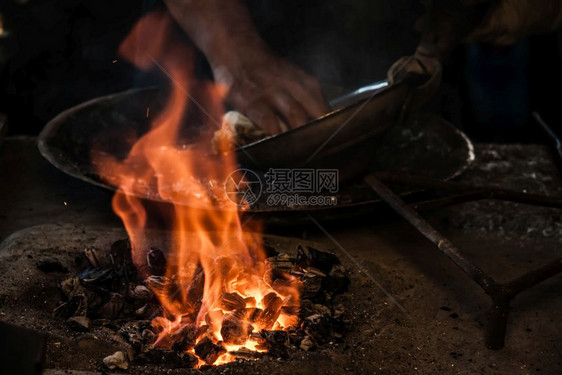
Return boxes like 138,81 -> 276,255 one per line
92,12 -> 300,367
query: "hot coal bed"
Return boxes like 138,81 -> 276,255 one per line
50,235 -> 349,371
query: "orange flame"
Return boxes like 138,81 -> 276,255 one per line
93,11 -> 300,367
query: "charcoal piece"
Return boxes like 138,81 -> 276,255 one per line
229,348 -> 265,360
305,267 -> 327,277
197,324 -> 210,338
84,247 -> 109,268
36,259 -> 69,274
129,285 -> 153,302
53,294 -> 87,319
186,267 -> 205,304
249,308 -> 263,323
260,330 -> 289,347
136,348 -> 197,368
244,296 -> 256,307
332,304 -> 345,319
134,302 -> 161,319
323,265 -> 350,295
299,336 -> 315,351
300,274 -> 323,300
296,245 -> 339,274
67,316 -> 91,331
103,351 -> 128,370
299,299 -> 315,319
302,314 -> 331,345
119,321 -> 153,352
258,293 -> 283,329
146,247 -> 167,276
78,267 -> 115,287
170,324 -> 198,352
220,314 -> 252,345
281,305 -> 299,316
95,293 -> 124,319
61,277 -> 86,299
271,278 -> 297,297
109,238 -> 132,266
204,310 -> 224,327
220,292 -> 246,311
146,275 -> 170,296
194,337 -> 226,365
288,329 -> 305,346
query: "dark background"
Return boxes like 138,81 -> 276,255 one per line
1,0 -> 562,142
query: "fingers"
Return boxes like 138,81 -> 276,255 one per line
244,100 -> 280,135
269,90 -> 309,129
286,74 -> 331,119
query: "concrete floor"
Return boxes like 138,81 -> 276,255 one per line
1,138 -> 561,374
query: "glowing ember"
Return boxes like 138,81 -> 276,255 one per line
92,12 -> 300,367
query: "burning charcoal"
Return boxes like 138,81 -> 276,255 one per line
129,285 -> 153,302
258,293 -> 283,329
67,316 -> 91,331
36,259 -> 69,274
204,309 -> 224,327
246,308 -> 262,323
300,274 -> 323,300
281,305 -> 299,316
296,245 -> 339,274
323,265 -> 350,295
196,324 -> 210,338
136,348 -> 197,368
299,336 -> 315,351
220,314 -> 252,345
95,293 -> 124,319
271,278 -> 299,297
147,247 -> 167,276
103,351 -> 128,370
186,267 -> 205,303
194,336 -> 227,365
53,294 -> 87,319
244,296 -> 256,307
220,292 -> 246,311
171,324 -> 198,352
229,348 -> 265,360
146,275 -> 170,296
260,330 -> 289,347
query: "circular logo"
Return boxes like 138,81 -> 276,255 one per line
224,168 -> 262,206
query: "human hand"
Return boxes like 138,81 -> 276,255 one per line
211,49 -> 330,135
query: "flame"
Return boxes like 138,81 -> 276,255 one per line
92,11 -> 300,367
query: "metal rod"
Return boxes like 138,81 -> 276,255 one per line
508,257 -> 562,296
375,171 -> 562,209
364,174 -> 497,291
